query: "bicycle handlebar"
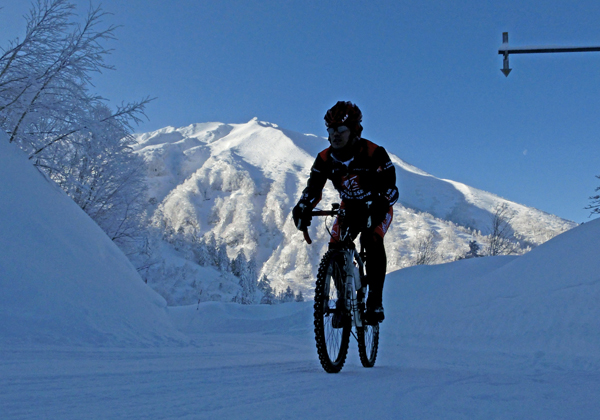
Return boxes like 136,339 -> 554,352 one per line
302,209 -> 340,244
311,210 -> 338,216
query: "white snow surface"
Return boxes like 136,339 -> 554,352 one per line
2,126 -> 600,418
134,119 -> 576,303
0,132 -> 187,347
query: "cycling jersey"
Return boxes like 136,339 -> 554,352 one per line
300,138 -> 399,208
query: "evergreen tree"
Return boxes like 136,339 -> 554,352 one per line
464,240 -> 481,259
216,244 -> 230,272
258,274 -> 276,304
586,175 -> 600,217
203,234 -> 218,267
232,252 -> 257,304
231,252 -> 247,278
192,239 -> 209,266
280,286 -> 295,303
295,290 -> 304,302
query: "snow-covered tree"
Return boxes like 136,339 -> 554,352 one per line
1,0 -> 151,252
585,175 -> 600,217
486,204 -> 518,256
258,274 -> 276,304
46,104 -> 148,246
413,231 -> 438,265
201,234 -> 219,267
216,244 -> 230,272
1,0 -> 151,152
463,240 -> 482,259
231,252 -> 257,304
279,286 -> 296,303
294,290 -> 304,302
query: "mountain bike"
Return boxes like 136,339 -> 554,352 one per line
302,203 -> 379,373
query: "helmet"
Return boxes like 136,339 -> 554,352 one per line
324,101 -> 363,135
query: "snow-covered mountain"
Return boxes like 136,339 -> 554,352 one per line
133,119 -> 576,304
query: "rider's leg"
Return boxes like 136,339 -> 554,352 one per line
362,232 -> 386,309
361,206 -> 393,322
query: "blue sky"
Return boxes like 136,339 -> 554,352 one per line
2,0 -> 600,223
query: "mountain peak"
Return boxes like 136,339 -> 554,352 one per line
133,121 -> 576,304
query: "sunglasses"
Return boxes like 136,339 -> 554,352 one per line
327,125 -> 349,135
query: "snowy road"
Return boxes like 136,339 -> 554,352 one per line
3,323 -> 600,420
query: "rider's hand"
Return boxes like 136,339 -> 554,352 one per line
293,200 -> 312,230
368,195 -> 390,228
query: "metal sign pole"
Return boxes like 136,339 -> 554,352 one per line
498,32 -> 600,76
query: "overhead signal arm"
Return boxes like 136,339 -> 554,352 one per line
498,32 -> 600,77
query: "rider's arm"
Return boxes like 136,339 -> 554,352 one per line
299,154 -> 329,208
373,147 -> 399,206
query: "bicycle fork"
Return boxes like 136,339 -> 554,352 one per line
343,249 -> 366,328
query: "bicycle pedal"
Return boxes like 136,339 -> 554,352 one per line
364,309 -> 384,325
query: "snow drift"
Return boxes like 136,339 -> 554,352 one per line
386,217 -> 600,368
0,132 -> 186,347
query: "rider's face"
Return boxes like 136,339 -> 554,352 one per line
329,128 -> 351,149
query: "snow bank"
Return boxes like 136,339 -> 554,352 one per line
386,218 -> 600,369
0,133 -> 187,347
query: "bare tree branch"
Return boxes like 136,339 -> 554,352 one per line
413,231 -> 438,265
486,204 -> 519,256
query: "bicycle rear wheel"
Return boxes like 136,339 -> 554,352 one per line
357,320 -> 379,367
313,250 -> 351,373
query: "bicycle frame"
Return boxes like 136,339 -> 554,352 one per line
303,206 -> 367,328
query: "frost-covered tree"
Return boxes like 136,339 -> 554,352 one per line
294,290 -> 304,302
257,274 -> 276,305
231,252 -> 257,304
46,104 -> 147,245
216,244 -> 230,272
585,175 -> 600,217
1,0 -> 151,152
192,240 -> 209,266
279,286 -> 296,303
200,234 -> 219,267
486,204 -> 518,256
1,0 -> 151,251
464,240 -> 482,259
413,231 -> 437,265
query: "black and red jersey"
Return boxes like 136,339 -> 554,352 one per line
300,138 -> 399,208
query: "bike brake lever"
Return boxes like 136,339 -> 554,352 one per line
302,228 -> 312,244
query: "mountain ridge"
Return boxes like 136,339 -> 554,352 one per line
133,119 -> 576,304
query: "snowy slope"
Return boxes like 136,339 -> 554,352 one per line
0,132 -> 186,347
387,217 -> 600,365
133,119 -> 576,303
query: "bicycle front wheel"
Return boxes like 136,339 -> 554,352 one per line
313,250 -> 351,373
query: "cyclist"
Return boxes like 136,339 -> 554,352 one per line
293,101 -> 399,323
